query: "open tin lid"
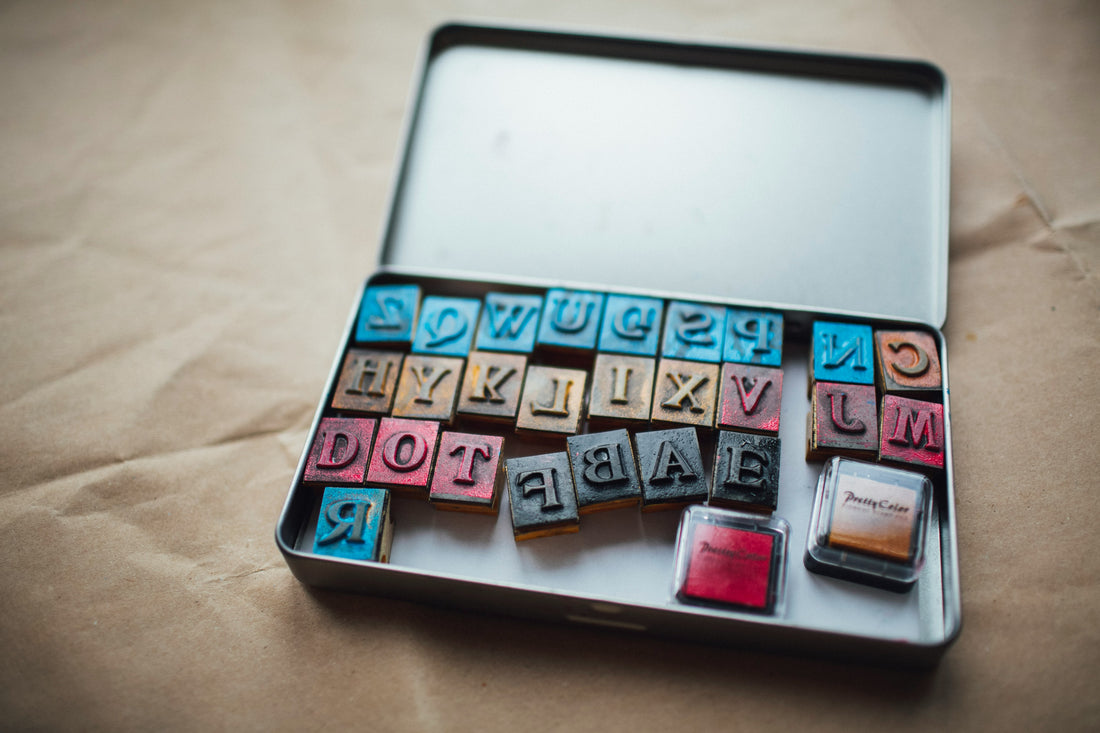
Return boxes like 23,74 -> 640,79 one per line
380,24 -> 950,327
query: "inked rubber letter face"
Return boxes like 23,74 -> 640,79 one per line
661,301 -> 725,363
429,432 -> 504,512
476,293 -> 542,353
506,452 -> 579,540
567,429 -> 641,513
874,330 -> 942,395
457,352 -> 527,421
587,354 -> 655,425
598,294 -> 663,356
303,417 -> 377,485
536,289 -> 605,351
392,355 -> 464,422
516,366 -> 588,435
812,321 -> 874,386
723,308 -> 783,367
879,395 -> 945,469
634,428 -> 708,509
355,284 -> 421,345
366,417 -> 440,491
716,363 -> 783,434
312,487 -> 391,562
651,359 -> 718,427
411,296 -> 481,357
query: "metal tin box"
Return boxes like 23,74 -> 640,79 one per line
275,24 -> 959,666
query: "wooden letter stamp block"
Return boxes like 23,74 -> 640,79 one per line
634,427 -> 709,511
651,358 -> 718,427
411,296 -> 481,357
456,351 -> 527,422
429,432 -> 504,513
716,363 -> 783,435
812,321 -> 874,386
331,349 -> 404,414
392,355 -> 464,422
506,452 -> 580,540
355,284 -> 420,346
567,429 -> 641,514
312,487 -> 394,563
536,289 -> 605,351
366,417 -> 440,494
879,395 -> 945,471
723,308 -> 783,366
516,365 -> 588,435
807,381 -> 878,460
874,330 -> 942,397
711,430 -> 781,513
598,294 -> 664,356
587,354 -> 655,426
475,292 -> 543,353
661,301 -> 725,363
303,417 -> 376,485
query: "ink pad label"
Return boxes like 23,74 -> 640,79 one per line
827,475 -> 918,562
680,523 -> 777,611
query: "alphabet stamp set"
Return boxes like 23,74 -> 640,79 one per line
276,25 -> 961,664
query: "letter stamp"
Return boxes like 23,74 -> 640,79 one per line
874,330 -> 942,397
303,417 -> 377,485
723,308 -> 784,367
516,365 -> 588,435
536,289 -> 605,351
355,284 -> 420,346
391,355 -> 464,422
411,296 -> 481,357
634,427 -> 709,511
812,321 -> 874,386
506,452 -> 580,540
331,349 -> 404,414
661,301 -> 725,363
879,395 -> 945,471
429,431 -> 504,513
715,363 -> 783,434
587,354 -> 656,426
566,429 -> 641,514
455,351 -> 527,422
475,292 -> 543,353
312,486 -> 394,563
366,417 -> 440,493
807,381 -> 878,460
597,294 -> 664,356
711,430 -> 781,513
651,358 -> 718,427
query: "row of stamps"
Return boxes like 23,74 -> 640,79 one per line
355,284 -> 783,364
332,349 -> 782,434
304,416 -> 780,537
329,325 -> 944,471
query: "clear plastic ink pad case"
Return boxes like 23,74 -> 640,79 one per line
673,505 -> 790,615
804,456 -> 932,591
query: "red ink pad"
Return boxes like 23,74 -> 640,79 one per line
673,506 -> 789,615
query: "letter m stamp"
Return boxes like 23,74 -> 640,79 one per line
879,395 -> 945,470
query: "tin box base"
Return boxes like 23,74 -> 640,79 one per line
275,25 -> 960,666
277,275 -> 960,667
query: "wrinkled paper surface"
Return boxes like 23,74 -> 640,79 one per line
1,1 -> 1097,729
